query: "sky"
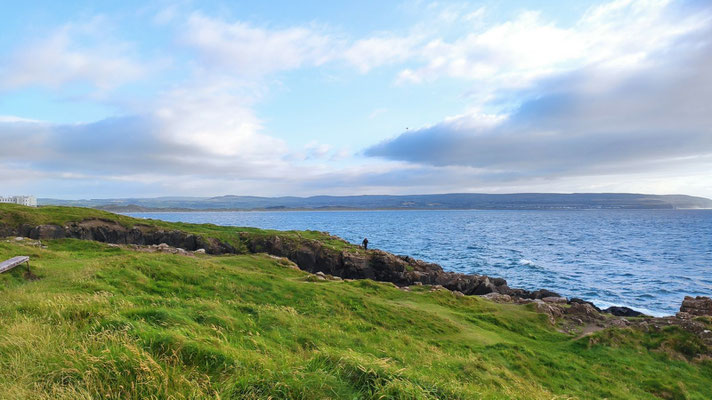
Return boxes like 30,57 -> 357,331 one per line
1,0 -> 711,199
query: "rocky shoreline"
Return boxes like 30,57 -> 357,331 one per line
2,219 -> 577,300
3,219 -> 711,334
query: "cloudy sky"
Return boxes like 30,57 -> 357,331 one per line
1,0 -> 711,199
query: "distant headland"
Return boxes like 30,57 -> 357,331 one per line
39,193 -> 712,212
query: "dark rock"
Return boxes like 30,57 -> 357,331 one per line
604,306 -> 644,317
472,277 -> 497,295
4,218 -> 235,255
609,318 -> 630,328
528,289 -> 561,300
491,277 -> 507,287
680,296 -> 712,316
241,233 -> 536,298
568,298 -> 602,312
18,224 -> 34,237
481,292 -> 513,303
0,224 -> 13,237
532,300 -> 564,325
542,296 -> 568,304
565,302 -> 603,322
633,316 -> 712,351
29,224 -> 66,239
503,288 -> 530,298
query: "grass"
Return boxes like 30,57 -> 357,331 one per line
0,204 -> 359,253
0,204 -> 710,399
0,238 -> 709,399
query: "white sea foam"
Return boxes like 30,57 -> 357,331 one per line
592,299 -> 667,317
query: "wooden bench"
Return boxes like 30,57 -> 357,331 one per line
0,256 -> 30,274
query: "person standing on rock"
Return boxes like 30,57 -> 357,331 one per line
362,238 -> 368,250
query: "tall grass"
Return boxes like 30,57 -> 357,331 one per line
0,236 -> 710,398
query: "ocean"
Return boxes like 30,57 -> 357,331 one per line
126,209 -> 712,316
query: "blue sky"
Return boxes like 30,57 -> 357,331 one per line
1,0 -> 711,199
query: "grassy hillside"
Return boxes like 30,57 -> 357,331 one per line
0,203 -> 356,253
0,205 -> 710,399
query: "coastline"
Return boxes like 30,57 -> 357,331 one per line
119,207 -> 712,213
2,203 -> 708,320
122,208 -> 711,316
2,203 -> 711,399
2,214 -> 688,318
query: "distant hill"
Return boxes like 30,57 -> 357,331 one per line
39,193 -> 712,211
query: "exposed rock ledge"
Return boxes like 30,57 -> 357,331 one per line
0,219 -> 563,301
2,220 -> 236,255
243,233 -> 561,300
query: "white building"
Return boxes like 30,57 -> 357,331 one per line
0,195 -> 37,207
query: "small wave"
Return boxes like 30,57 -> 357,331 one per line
592,300 -> 668,317
518,259 -> 535,266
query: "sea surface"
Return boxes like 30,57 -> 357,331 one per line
127,209 -> 712,316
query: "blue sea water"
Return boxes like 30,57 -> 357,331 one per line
127,209 -> 712,316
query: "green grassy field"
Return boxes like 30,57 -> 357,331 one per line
0,205 -> 710,399
0,203 -> 357,253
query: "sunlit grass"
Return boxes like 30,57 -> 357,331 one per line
0,237 -> 710,399
0,203 -> 358,253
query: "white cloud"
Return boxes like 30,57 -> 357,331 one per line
153,5 -> 179,25
396,0 -> 709,96
343,35 -> 421,73
151,77 -> 285,159
366,16 -> 712,189
368,108 -> 388,119
303,141 -> 332,159
183,13 -> 335,76
3,0 -> 712,198
183,13 -> 427,76
0,115 -> 41,123
0,114 -> 291,180
0,18 -> 148,90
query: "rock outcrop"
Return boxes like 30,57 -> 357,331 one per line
603,306 -> 644,317
4,220 -> 235,255
567,298 -> 602,312
2,219 -> 559,300
243,233 -> 557,299
565,302 -> 604,323
678,296 -> 712,317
